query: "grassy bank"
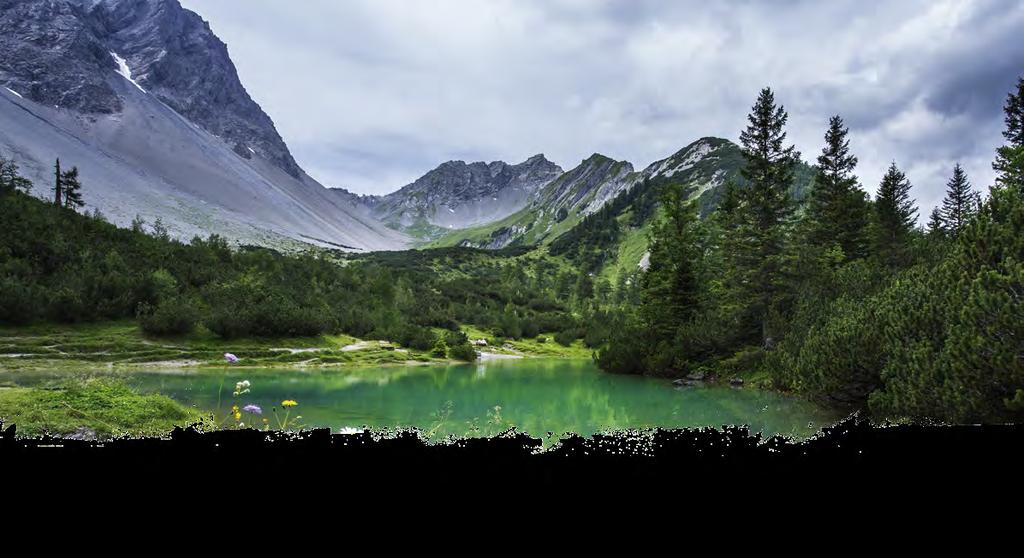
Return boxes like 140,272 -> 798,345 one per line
460,326 -> 594,360
0,321 -> 593,438
0,321 -> 441,371
0,378 -> 207,438
0,321 -> 593,372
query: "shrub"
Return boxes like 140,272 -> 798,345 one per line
0,276 -> 39,325
138,297 -> 200,336
395,324 -> 436,351
430,335 -> 448,358
554,329 -> 578,347
448,342 -> 478,362
203,275 -> 330,338
595,331 -> 646,374
47,285 -> 88,323
443,329 -> 469,347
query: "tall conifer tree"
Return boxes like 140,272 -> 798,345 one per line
993,76 -> 1024,193
61,166 -> 84,210
736,87 -> 798,343
873,162 -> 918,268
939,163 -> 978,237
639,181 -> 701,348
926,206 -> 946,237
805,115 -> 869,259
0,155 -> 31,194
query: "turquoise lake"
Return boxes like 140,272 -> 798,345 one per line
1,359 -> 843,440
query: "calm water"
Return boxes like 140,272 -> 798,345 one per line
1,359 -> 841,440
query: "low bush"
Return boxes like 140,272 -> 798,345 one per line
137,297 -> 200,336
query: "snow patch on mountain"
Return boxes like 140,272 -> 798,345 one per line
0,0 -> 408,251
110,51 -> 146,92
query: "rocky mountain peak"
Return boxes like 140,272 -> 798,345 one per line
0,0 -> 301,177
582,152 -> 615,164
369,154 -> 564,236
641,136 -> 730,181
539,154 -> 634,212
0,0 -> 408,251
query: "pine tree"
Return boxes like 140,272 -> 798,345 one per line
873,162 -> 918,268
61,166 -> 84,210
870,184 -> 1024,422
0,155 -> 31,194
939,163 -> 978,237
736,87 -> 798,343
713,180 -> 745,269
805,115 -> 870,260
639,181 -> 701,354
53,158 -> 62,207
151,216 -> 170,240
927,206 -> 946,237
716,179 -> 742,220
993,76 -> 1024,193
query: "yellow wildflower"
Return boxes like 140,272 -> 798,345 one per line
282,399 -> 298,407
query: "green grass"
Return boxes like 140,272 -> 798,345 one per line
0,321 -> 440,371
461,325 -> 594,360
598,217 -> 653,286
0,320 -> 591,372
422,208 -> 530,248
394,217 -> 453,242
0,378 -> 207,438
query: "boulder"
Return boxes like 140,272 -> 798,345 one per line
65,427 -> 98,441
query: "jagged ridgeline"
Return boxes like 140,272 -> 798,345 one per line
424,137 -> 813,278
0,0 -> 813,261
362,154 -> 564,240
0,0 -> 405,251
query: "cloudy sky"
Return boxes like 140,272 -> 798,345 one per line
180,0 -> 1024,211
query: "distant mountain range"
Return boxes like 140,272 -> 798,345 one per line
422,137 -> 814,251
0,0 -> 813,257
358,153 -> 563,238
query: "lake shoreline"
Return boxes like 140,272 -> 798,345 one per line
0,320 -> 593,374
1,358 -> 842,441
0,321 -> 846,441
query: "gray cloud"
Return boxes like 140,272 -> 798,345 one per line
179,0 -> 1024,211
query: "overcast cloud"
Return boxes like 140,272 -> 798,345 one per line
179,0 -> 1024,211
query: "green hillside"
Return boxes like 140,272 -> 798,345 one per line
425,137 -> 815,287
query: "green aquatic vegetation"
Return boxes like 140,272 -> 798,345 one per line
426,400 -> 454,438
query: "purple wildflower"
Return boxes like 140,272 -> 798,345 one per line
242,404 -> 262,415
224,352 -> 239,363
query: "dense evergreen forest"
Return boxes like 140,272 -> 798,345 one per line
2,77 -> 1023,425
598,80 -> 1024,424
0,159 -> 625,360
